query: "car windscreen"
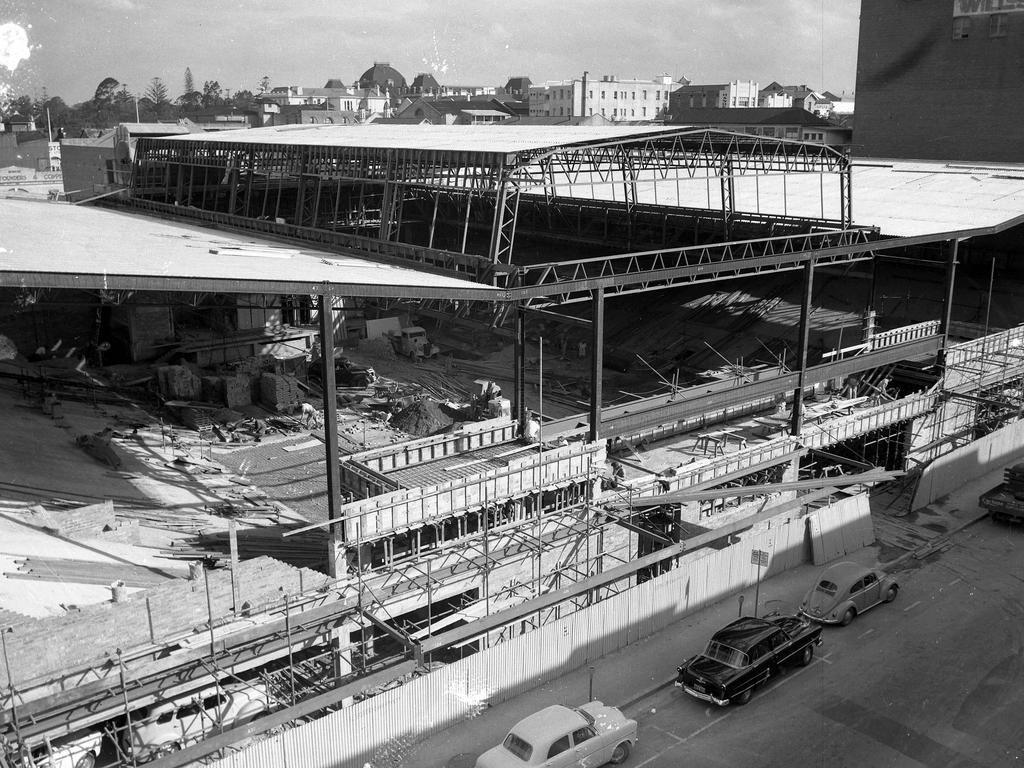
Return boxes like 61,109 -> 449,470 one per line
703,640 -> 748,668
502,732 -> 533,761
815,579 -> 838,596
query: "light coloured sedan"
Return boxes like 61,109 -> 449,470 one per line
29,730 -> 103,768
475,701 -> 637,767
126,681 -> 269,761
800,561 -> 899,626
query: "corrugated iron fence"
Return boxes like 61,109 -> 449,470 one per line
208,495 -> 868,768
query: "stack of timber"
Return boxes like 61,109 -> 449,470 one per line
163,525 -> 329,571
259,373 -> 301,413
6,557 -> 185,588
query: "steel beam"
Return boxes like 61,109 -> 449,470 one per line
791,260 -> 815,436
589,289 -> 604,443
548,335 -> 943,439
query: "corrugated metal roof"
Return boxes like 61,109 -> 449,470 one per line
152,123 -> 692,154
0,198 -> 499,298
681,158 -> 1024,237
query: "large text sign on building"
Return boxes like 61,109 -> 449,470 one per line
953,0 -> 1024,15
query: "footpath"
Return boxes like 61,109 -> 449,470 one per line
403,459 -> 1005,768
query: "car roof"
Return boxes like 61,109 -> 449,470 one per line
818,561 -> 872,585
510,704 -> 587,745
711,617 -> 779,651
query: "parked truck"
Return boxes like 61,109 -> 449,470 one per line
979,462 -> 1024,523
388,326 -> 439,361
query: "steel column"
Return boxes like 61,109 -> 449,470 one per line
589,289 -> 605,443
318,292 -> 345,577
940,239 -> 960,359
719,158 -> 734,240
790,259 -> 815,436
514,304 -> 526,428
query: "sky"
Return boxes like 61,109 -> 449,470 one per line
0,0 -> 861,106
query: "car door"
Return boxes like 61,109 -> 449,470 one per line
859,571 -> 881,608
571,724 -> 607,765
848,576 -> 868,611
765,628 -> 795,666
543,733 -> 578,767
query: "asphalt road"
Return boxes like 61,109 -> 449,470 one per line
620,521 -> 1024,768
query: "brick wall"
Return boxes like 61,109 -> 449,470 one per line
0,557 -> 331,688
856,0 -> 1024,161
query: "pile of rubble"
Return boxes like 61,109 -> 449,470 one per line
391,399 -> 453,436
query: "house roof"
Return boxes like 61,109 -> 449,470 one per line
358,61 -> 407,91
503,76 -> 532,92
0,198 -> 498,299
668,107 -> 834,127
410,73 -> 442,90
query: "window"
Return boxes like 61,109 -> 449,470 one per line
613,108 -> 618,116
642,90 -> 647,99
601,108 -> 606,116
588,108 -> 593,115
762,127 -> 776,137
849,578 -> 865,595
704,640 -> 747,668
601,90 -> 606,99
749,639 -> 772,662
572,726 -> 597,745
631,91 -> 635,99
953,16 -> 971,39
656,90 -> 661,100
588,90 -> 593,98
815,579 -> 837,596
642,106 -> 647,116
767,630 -> 788,652
863,572 -> 878,588
631,108 -> 635,116
991,13 -> 1007,37
547,735 -> 571,758
502,733 -> 533,761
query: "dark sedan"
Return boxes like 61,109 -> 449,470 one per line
675,615 -> 822,706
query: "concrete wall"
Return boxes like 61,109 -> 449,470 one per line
912,417 -> 1024,510
856,0 -> 1024,161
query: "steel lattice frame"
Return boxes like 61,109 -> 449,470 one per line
130,128 -> 854,285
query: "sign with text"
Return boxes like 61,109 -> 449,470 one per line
954,0 -> 1024,15
750,549 -> 769,568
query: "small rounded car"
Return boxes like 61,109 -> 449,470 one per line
28,730 -> 103,768
474,701 -> 637,767
125,681 -> 269,762
799,561 -> 899,626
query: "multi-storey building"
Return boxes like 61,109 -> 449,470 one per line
528,73 -> 679,121
855,0 -> 1024,161
671,80 -> 760,110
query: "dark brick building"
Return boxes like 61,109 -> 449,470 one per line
855,0 -> 1024,161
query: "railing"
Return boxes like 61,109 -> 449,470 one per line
870,320 -> 941,350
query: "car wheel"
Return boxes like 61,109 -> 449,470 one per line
884,585 -> 899,603
73,753 -> 96,768
732,688 -> 753,706
840,607 -> 856,626
610,741 -> 631,764
799,644 -> 814,667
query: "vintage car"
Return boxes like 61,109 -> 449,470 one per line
125,681 -> 269,761
474,701 -> 637,767
27,730 -> 103,768
675,615 -> 822,706
799,561 -> 899,626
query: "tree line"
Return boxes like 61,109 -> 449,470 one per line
1,69 -> 272,137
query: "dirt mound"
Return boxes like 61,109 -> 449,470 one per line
391,399 -> 453,436
359,337 -> 398,361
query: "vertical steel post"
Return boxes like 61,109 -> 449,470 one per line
513,304 -> 526,429
790,259 -> 815,436
319,291 -> 344,572
117,650 -> 138,768
284,595 -> 297,707
589,289 -> 605,443
940,239 -> 959,363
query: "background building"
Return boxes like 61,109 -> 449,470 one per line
529,73 -> 679,121
672,80 -> 760,110
855,0 -> 1024,161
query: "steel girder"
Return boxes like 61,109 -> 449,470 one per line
512,227 -> 879,306
543,335 -> 944,440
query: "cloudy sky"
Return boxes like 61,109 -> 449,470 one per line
0,0 -> 860,105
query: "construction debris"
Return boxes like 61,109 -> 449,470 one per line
75,428 -> 123,469
391,399 -> 453,436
